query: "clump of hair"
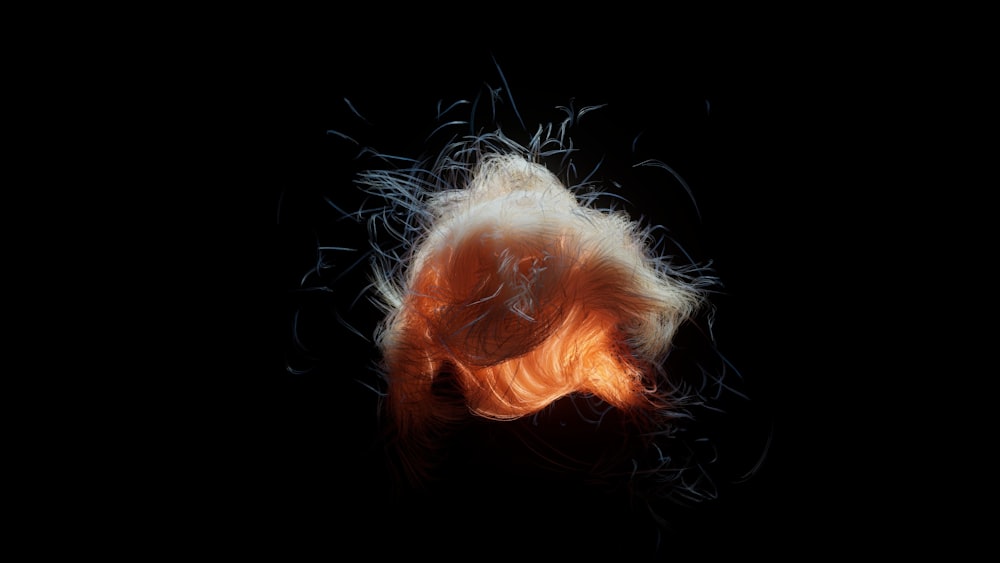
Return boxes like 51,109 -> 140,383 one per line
357,128 -> 716,487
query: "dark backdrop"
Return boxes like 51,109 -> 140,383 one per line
269,43 -> 861,559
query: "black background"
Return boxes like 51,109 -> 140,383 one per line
269,41 -> 881,559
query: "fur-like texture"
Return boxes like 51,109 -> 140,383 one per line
378,152 -> 702,416
358,131 -> 716,485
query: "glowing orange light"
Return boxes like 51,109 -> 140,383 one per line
370,152 -> 705,471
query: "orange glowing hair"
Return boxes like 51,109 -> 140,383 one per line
358,131 -> 715,483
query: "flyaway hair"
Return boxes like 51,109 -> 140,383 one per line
358,130 -> 716,485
